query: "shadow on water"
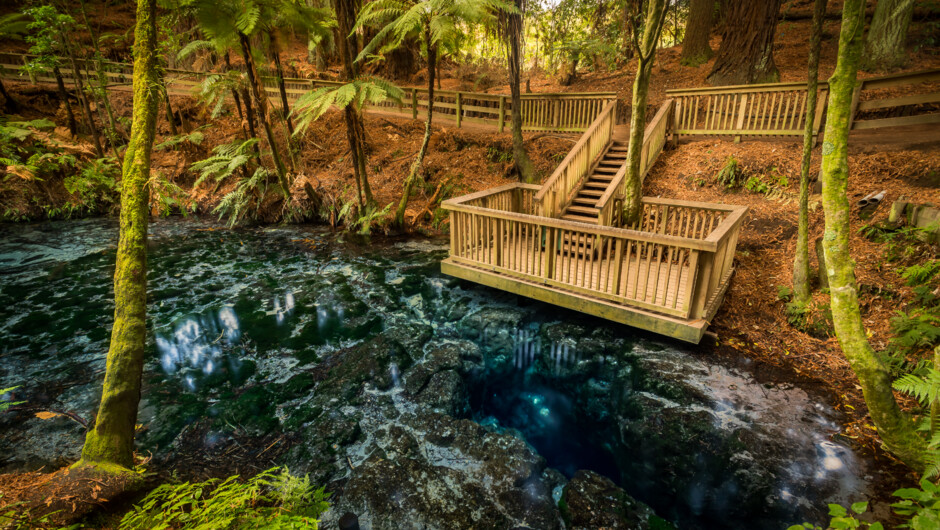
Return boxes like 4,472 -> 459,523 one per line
0,218 -> 871,529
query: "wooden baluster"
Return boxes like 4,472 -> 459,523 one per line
456,92 -> 463,128
498,95 -> 506,132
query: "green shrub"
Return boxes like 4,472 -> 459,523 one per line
715,156 -> 743,189
119,467 -> 329,530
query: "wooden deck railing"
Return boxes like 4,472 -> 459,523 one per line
443,184 -> 746,321
667,82 -> 827,141
0,52 -> 616,133
597,99 -> 675,227
533,99 -> 618,218
850,69 -> 940,131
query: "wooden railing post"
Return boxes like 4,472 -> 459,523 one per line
552,98 -> 560,128
733,94 -> 748,143
456,92 -> 463,128
544,227 -> 555,280
813,88 -> 828,146
690,251 -> 715,319
498,95 -> 506,132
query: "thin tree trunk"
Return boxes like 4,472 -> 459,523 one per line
792,0 -> 828,306
270,34 -> 294,134
707,0 -> 782,85
78,0 -> 123,155
820,0 -> 926,470
163,85 -> 178,136
223,52 -> 244,120
504,0 -> 535,182
395,33 -> 436,228
77,0 -> 159,473
623,0 -> 669,225
241,86 -> 261,160
680,0 -> 714,67
864,0 -> 915,71
63,40 -> 104,158
53,67 -> 77,135
333,0 -> 373,207
238,33 -> 290,199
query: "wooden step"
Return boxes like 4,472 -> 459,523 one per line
572,197 -> 598,206
561,213 -> 597,223
599,159 -> 624,167
567,205 -> 600,215
584,181 -> 609,189
608,146 -> 629,153
595,166 -> 618,174
605,153 -> 628,159
579,189 -> 604,197
589,175 -> 614,182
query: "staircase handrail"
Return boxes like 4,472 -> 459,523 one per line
533,99 -> 618,218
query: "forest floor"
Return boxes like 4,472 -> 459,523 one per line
1,0 -> 940,520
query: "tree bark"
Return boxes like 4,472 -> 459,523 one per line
79,0 -> 123,153
0,77 -> 18,113
162,84 -> 178,136
223,52 -> 244,120
792,0 -> 828,306
706,0 -> 781,85
820,0 -> 926,471
863,0 -> 915,71
270,33 -> 294,135
504,0 -> 536,183
77,0 -> 159,473
52,67 -> 77,135
395,28 -> 436,228
680,0 -> 714,67
623,0 -> 669,225
238,33 -> 290,199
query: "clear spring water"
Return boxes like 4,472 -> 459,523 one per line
0,218 -> 874,528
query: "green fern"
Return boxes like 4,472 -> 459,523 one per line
190,138 -> 260,189
292,76 -> 403,135
154,126 -> 208,151
213,166 -> 272,227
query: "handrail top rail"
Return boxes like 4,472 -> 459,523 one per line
533,99 -> 617,203
443,183 -> 748,251
666,68 -> 940,96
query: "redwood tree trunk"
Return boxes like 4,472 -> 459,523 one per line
863,0 -> 915,71
706,0 -> 782,85
680,0 -> 714,67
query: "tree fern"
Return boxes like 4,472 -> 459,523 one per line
291,77 -> 403,135
213,166 -> 272,227
190,138 -> 260,189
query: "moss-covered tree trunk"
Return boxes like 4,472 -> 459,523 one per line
504,0 -> 536,183
864,0 -> 915,71
821,0 -> 926,471
77,0 -> 159,473
333,0 -> 373,207
706,0 -> 781,85
52,66 -> 77,135
623,0 -> 669,226
680,0 -> 714,67
792,0 -> 828,306
395,28 -> 436,228
238,33 -> 290,200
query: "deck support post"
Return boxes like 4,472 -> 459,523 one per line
733,94 -> 748,143
498,95 -> 506,133
690,252 -> 715,319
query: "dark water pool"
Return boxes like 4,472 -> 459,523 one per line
0,218 -> 874,528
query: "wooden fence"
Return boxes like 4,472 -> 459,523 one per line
442,184 -> 746,322
533,99 -> 618,218
666,68 -> 940,140
0,52 -> 616,133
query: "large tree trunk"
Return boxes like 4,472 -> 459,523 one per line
77,0 -> 159,473
333,0 -> 373,207
706,0 -> 781,85
864,0 -> 915,71
395,31 -> 435,228
820,0 -> 926,471
0,77 -> 18,113
52,67 -> 77,135
505,0 -> 535,182
680,0 -> 714,67
792,0 -> 828,306
238,33 -> 290,199
623,0 -> 669,225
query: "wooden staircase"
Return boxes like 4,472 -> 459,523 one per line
560,137 -> 629,224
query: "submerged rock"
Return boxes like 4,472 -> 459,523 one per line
561,470 -> 659,529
